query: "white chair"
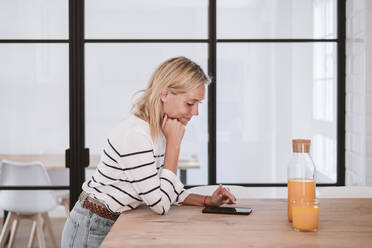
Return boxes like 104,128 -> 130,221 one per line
47,169 -> 70,214
0,160 -> 58,248
47,167 -> 96,214
318,186 -> 372,198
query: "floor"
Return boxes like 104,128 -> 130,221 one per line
0,217 -> 66,248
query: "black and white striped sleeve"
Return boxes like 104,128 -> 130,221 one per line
174,189 -> 190,205
115,131 -> 185,215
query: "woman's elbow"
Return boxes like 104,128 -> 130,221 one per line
150,202 -> 171,215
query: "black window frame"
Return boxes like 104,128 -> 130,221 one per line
0,1 -> 346,208
209,0 -> 346,187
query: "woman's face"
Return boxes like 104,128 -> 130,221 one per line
161,84 -> 205,126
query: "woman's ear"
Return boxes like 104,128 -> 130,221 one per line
160,89 -> 169,103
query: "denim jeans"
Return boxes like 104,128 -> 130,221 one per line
61,194 -> 115,248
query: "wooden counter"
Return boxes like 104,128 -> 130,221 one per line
0,154 -> 200,184
101,198 -> 372,248
0,154 -> 100,169
0,154 -> 199,170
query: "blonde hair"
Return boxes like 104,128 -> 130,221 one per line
132,57 -> 211,140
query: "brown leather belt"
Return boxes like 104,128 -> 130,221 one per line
79,192 -> 119,221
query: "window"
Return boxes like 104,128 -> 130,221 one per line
1,0 -> 345,189
84,0 -> 210,185
0,0 -> 69,187
216,0 -> 342,185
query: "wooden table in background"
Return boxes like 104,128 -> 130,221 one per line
101,198 -> 372,248
0,154 -> 99,169
0,154 -> 199,184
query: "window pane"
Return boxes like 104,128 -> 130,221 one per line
217,43 -> 337,184
85,44 -> 208,185
0,0 -> 68,39
217,0 -> 337,39
85,0 -> 208,39
0,44 -> 69,185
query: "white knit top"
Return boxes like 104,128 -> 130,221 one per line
82,115 -> 189,214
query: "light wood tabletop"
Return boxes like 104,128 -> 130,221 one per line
101,198 -> 372,248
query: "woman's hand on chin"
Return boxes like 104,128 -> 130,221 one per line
161,114 -> 185,147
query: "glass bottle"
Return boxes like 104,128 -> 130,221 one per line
287,139 -> 316,222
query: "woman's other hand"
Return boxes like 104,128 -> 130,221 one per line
161,114 -> 185,147
208,184 -> 236,206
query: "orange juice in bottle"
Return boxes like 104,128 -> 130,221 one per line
287,139 -> 316,222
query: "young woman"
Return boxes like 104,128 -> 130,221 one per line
61,57 -> 236,248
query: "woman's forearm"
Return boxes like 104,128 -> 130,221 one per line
182,193 -> 211,207
162,141 -> 180,174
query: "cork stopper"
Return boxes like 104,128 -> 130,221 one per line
292,139 -> 311,153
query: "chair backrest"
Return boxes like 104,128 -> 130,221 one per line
0,160 -> 58,214
47,167 -> 97,186
47,167 -> 96,203
48,169 -> 69,186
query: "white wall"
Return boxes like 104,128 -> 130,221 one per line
345,0 -> 372,186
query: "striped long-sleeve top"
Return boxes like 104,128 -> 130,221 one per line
82,114 -> 190,215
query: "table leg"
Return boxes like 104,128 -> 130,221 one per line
180,170 -> 187,185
